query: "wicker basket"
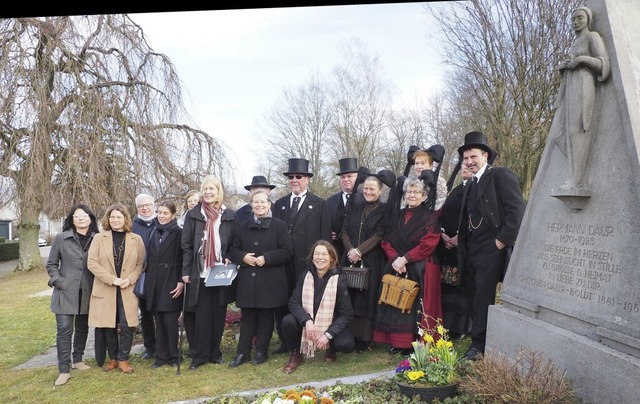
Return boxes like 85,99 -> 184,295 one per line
378,274 -> 419,313
341,265 -> 370,290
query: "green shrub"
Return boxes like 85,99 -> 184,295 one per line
0,237 -> 5,244
0,241 -> 19,261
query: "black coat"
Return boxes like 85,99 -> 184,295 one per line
458,165 -> 526,279
273,192 -> 331,291
181,203 -> 237,307
145,219 -> 183,312
288,266 -> 353,337
229,216 -> 293,309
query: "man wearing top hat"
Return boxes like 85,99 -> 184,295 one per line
272,158 -> 332,354
237,175 -> 276,224
327,157 -> 362,259
457,131 -> 526,360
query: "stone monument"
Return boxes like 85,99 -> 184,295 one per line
486,0 -> 640,403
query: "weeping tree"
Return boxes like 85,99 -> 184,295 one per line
0,16 -> 229,272
426,0 -> 580,199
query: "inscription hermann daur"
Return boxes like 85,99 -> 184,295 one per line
518,222 -> 639,314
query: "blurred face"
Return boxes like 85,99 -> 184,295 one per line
461,163 -> 473,181
202,182 -> 220,205
72,208 -> 91,233
287,174 -> 310,196
136,196 -> 155,218
572,10 -> 588,32
405,185 -> 427,208
250,192 -> 271,218
186,193 -> 200,210
413,155 -> 432,175
462,148 -> 488,175
157,206 -> 175,225
109,209 -> 125,232
362,179 -> 382,203
339,172 -> 358,194
313,245 -> 331,272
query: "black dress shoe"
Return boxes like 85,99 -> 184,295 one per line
465,347 -> 483,361
150,362 -> 164,369
272,344 -> 288,355
228,353 -> 251,368
210,357 -> 224,365
189,362 -> 205,370
252,352 -> 268,365
141,350 -> 155,360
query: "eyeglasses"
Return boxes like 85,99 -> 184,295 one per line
73,214 -> 89,219
405,191 -> 424,195
137,203 -> 154,209
288,175 -> 304,180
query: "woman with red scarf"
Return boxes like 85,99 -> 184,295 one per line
373,173 -> 443,354
181,175 -> 237,370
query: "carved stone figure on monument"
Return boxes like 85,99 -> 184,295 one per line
553,6 -> 610,191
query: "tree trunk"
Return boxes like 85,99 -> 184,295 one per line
16,208 -> 44,272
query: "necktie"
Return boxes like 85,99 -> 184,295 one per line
289,196 -> 301,224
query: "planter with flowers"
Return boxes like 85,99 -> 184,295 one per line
393,316 -> 464,401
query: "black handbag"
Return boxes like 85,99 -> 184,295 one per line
134,271 -> 147,299
341,263 -> 370,290
440,264 -> 460,286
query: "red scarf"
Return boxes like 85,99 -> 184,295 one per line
203,202 -> 221,268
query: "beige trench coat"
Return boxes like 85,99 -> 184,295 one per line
87,231 -> 145,328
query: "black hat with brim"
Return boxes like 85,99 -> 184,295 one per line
244,175 -> 276,191
457,131 -> 495,162
283,158 -> 314,177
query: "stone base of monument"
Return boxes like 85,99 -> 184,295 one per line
486,305 -> 640,404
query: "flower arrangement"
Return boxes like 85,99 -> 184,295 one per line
394,316 -> 463,387
254,387 -> 334,404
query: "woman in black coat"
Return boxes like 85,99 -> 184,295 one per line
340,173 -> 389,352
145,200 -> 184,368
227,190 -> 293,367
181,175 -> 237,370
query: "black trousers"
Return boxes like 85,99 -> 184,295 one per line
463,226 -> 505,352
236,307 -> 275,356
191,279 -> 227,365
282,313 -> 355,354
55,313 -> 89,373
139,297 -> 156,353
153,310 -> 180,365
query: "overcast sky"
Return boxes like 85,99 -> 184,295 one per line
131,3 -> 448,188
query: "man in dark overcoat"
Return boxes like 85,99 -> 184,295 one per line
272,158 -> 332,354
326,157 -> 361,260
457,131 -> 526,360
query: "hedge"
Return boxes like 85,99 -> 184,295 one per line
0,241 -> 19,261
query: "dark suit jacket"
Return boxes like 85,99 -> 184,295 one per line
274,192 -> 331,291
458,165 -> 526,279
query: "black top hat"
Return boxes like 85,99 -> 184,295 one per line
457,131 -> 495,162
244,175 -> 276,191
336,157 -> 359,175
283,158 -> 313,177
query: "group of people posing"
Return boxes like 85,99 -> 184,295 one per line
46,130 -> 526,386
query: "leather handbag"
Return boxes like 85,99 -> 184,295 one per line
341,263 -> 370,290
378,273 -> 419,313
440,264 -> 460,286
133,271 -> 147,299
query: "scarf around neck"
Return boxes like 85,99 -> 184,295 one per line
203,202 -> 221,268
300,270 -> 338,358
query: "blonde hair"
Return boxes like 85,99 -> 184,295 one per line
200,175 -> 224,207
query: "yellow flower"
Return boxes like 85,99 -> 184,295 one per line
407,370 -> 425,380
424,334 -> 435,344
436,338 -> 452,349
437,324 -> 446,336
